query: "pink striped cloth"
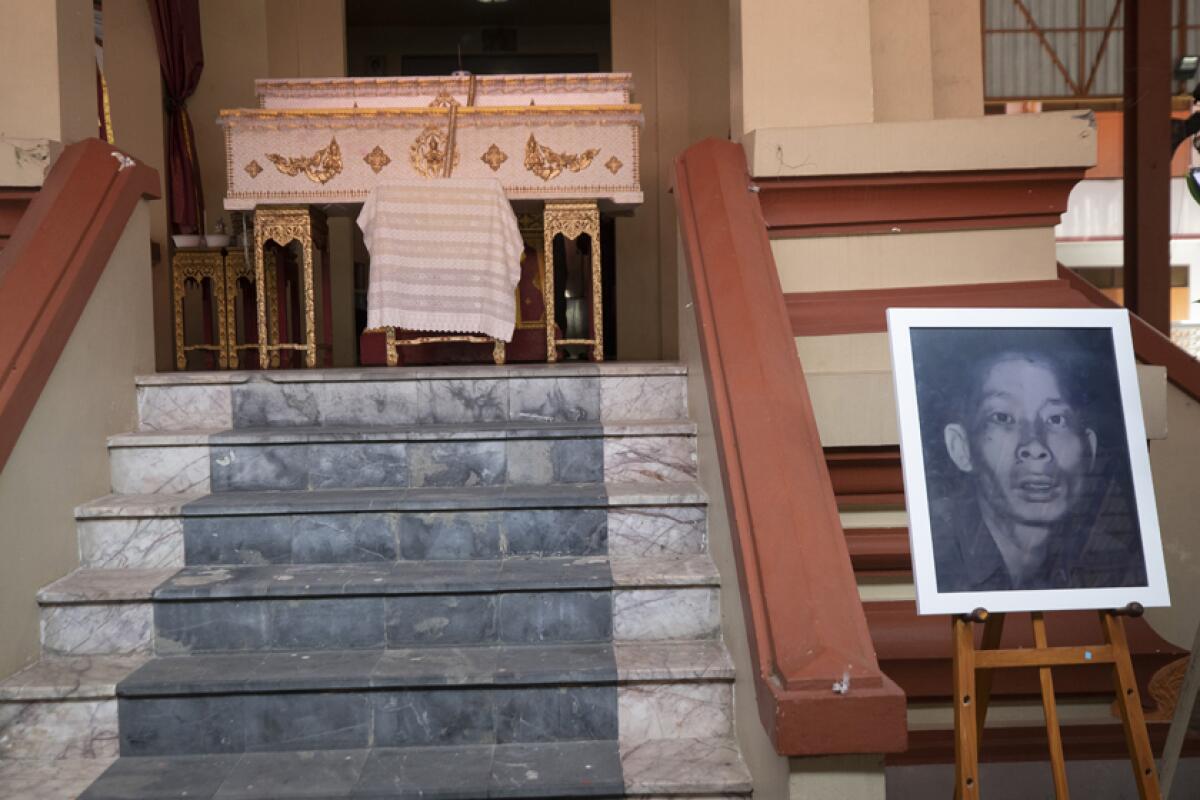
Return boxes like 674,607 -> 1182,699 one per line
356,178 -> 523,341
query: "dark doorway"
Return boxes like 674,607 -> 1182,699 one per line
345,0 -> 611,78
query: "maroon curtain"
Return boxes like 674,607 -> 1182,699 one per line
148,0 -> 204,234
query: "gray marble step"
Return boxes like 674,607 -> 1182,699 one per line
114,641 -> 734,757
75,484 -> 710,570
109,420 -> 697,495
135,363 -> 688,432
35,558 -> 722,657
80,737 -> 752,799
151,557 -> 721,654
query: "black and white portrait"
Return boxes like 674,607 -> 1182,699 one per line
888,309 -> 1169,615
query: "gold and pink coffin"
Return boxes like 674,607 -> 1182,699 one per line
255,73 -> 632,109
220,104 -> 643,210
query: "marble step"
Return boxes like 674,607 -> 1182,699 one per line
80,738 -> 752,799
135,363 -> 688,432
36,558 -> 721,657
0,655 -> 146,761
108,420 -> 699,495
151,557 -> 721,654
114,641 -> 734,757
37,570 -> 175,657
75,484 -> 710,570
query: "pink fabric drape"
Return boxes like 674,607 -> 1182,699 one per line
148,0 -> 204,234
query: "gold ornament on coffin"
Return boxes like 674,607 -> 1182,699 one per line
481,144 -> 508,171
523,134 -> 599,182
364,145 -> 391,174
244,159 -> 263,178
604,155 -> 623,175
429,91 -> 460,108
410,125 -> 459,177
266,137 -> 343,184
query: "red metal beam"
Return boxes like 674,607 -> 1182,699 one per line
1123,0 -> 1173,333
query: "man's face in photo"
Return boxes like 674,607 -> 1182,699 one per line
944,355 -> 1097,527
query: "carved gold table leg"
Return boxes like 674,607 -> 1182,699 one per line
542,201 -> 602,363
172,250 -> 229,370
493,340 -> 507,365
252,205 -> 320,369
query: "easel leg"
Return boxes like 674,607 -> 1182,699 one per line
974,611 -> 1005,744
1101,611 -> 1162,800
1032,612 -> 1071,799
953,616 -> 980,800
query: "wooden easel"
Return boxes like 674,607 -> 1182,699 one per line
952,604 -> 1161,799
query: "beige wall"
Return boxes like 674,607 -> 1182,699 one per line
677,244 -> 790,798
730,0 -> 874,137
0,202 -> 155,679
1145,383 -> 1200,650
0,0 -> 94,144
612,0 -> 730,360
105,0 -> 173,371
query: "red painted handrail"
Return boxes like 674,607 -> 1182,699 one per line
674,138 -> 907,755
0,139 -> 160,472
1058,263 -> 1200,402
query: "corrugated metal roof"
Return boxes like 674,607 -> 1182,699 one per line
984,0 -> 1200,98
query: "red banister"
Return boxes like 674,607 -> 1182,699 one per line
1058,263 -> 1200,403
0,139 -> 160,472
674,138 -> 906,755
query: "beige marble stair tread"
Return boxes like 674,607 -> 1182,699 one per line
76,483 -> 707,521
615,640 -> 734,681
620,737 -> 752,795
107,418 -> 699,447
0,655 -> 148,701
75,493 -> 201,519
37,568 -> 178,604
611,555 -> 719,587
0,757 -> 115,800
135,362 -> 688,386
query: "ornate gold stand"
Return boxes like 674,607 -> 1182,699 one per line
252,205 -> 328,368
226,248 -> 276,369
172,250 -> 229,370
542,200 -> 602,362
172,248 -> 279,370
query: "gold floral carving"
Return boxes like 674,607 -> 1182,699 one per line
266,137 -> 343,184
523,134 -> 599,182
428,91 -> 460,108
244,160 -> 263,178
410,125 -> 459,178
604,155 -> 623,175
481,144 -> 508,171
364,145 -> 391,174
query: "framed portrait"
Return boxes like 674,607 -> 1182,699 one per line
887,308 -> 1170,615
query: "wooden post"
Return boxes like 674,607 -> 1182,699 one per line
1032,612 -> 1070,798
1101,611 -> 1162,800
953,616 -> 980,800
1123,0 -> 1173,333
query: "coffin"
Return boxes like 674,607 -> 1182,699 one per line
255,73 -> 632,109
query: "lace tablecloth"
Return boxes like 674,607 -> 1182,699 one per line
357,178 -> 523,341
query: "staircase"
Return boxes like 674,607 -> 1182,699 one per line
0,363 -> 752,799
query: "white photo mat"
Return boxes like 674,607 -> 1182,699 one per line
887,307 -> 1170,615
